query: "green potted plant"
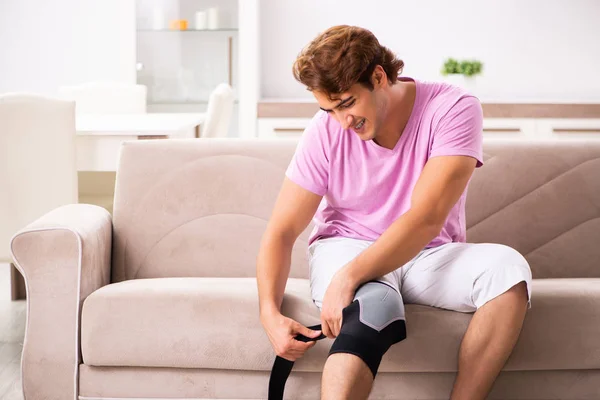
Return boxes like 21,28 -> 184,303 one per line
441,58 -> 483,92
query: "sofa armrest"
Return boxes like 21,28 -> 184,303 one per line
10,204 -> 112,400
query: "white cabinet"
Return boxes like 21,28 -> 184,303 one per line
482,118 -> 536,137
136,0 -> 239,105
536,119 -> 600,138
257,118 -> 312,138
258,117 -> 600,140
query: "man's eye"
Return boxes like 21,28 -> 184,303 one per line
340,100 -> 355,109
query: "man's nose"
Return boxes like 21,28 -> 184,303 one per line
337,112 -> 354,130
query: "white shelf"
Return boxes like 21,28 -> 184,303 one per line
137,29 -> 238,32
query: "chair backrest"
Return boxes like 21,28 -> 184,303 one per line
110,138 -> 600,282
58,81 -> 147,114
201,83 -> 234,138
0,93 -> 78,262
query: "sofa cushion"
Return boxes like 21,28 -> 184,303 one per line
81,277 -> 600,372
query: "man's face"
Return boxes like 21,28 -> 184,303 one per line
314,81 -> 385,142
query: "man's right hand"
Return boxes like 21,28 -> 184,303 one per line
261,311 -> 322,362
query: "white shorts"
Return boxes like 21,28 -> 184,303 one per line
308,237 -> 532,313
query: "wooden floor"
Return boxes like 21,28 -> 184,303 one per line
0,263 -> 25,400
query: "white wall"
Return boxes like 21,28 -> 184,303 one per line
238,0 -> 260,138
260,0 -> 600,102
0,0 -> 136,96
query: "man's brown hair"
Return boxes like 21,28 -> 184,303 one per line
293,25 -> 404,98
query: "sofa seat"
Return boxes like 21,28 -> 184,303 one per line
81,277 -> 600,372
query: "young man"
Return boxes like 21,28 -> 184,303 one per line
257,25 -> 532,400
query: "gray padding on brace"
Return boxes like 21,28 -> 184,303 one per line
355,281 -> 405,331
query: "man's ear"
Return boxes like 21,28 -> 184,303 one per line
372,65 -> 386,87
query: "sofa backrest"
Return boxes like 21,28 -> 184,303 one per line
111,138 -> 600,282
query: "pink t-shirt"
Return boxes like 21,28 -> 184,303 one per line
285,77 -> 484,248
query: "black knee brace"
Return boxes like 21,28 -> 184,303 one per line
268,281 -> 406,399
329,281 -> 406,378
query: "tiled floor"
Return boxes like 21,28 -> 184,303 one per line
0,263 -> 25,400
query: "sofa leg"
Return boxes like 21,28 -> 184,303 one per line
10,262 -> 26,301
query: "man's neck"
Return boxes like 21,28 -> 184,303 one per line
373,80 -> 416,150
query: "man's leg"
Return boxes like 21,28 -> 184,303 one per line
318,282 -> 407,400
321,353 -> 374,400
400,242 -> 533,400
308,238 -> 407,400
319,281 -> 527,400
450,281 -> 528,400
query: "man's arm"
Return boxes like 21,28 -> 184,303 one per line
342,155 -> 477,287
256,177 -> 323,319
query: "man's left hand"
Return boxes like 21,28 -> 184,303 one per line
320,268 -> 357,339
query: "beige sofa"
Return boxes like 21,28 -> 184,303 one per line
10,138 -> 600,400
